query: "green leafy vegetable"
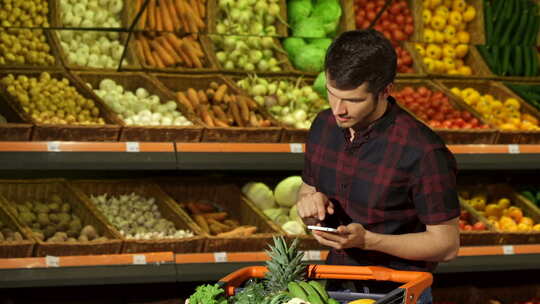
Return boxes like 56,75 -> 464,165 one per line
313,71 -> 327,98
294,44 -> 326,72
231,281 -> 268,304
188,284 -> 228,304
283,37 -> 307,61
287,0 -> 313,27
293,17 -> 326,38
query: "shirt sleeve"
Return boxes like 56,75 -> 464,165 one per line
410,147 -> 460,225
301,110 -> 327,187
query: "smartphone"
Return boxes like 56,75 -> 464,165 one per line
307,225 -> 338,233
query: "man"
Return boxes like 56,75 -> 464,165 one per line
296,29 -> 460,304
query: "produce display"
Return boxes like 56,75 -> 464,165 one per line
235,75 -> 329,129
519,187 -> 540,208
242,176 -> 306,235
449,86 -> 540,130
90,193 -> 194,240
0,114 -> 6,124
182,200 -> 257,237
57,0 -> 126,68
174,81 -> 273,127
459,209 -> 488,231
133,0 -> 207,69
393,85 -> 489,129
284,0 -> 342,72
505,83 -> 540,112
211,0 -> 285,72
479,0 -> 539,77
416,0 -> 477,75
1,72 -> 105,125
354,0 -> 416,73
92,78 -> 193,126
0,221 -> 24,242
459,189 -> 540,232
0,0 -> 54,66
6,194 -> 107,242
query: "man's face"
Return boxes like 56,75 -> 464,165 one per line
326,81 -> 379,129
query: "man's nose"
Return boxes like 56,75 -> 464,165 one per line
333,99 -> 347,115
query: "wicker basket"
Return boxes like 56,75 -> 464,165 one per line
459,183 -> 540,245
459,198 -> 502,246
394,79 -> 498,144
70,179 -> 206,254
71,71 -> 204,142
51,0 -> 141,71
0,196 -> 35,258
437,79 -> 540,144
0,0 -> 62,70
152,73 -> 283,142
0,179 -> 123,257
158,179 -> 282,252
0,70 -> 121,141
396,42 -> 427,79
0,96 -> 32,141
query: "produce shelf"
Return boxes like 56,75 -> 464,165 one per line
2,142 -> 540,170
0,246 -> 539,287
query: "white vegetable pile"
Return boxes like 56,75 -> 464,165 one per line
242,176 -> 306,235
92,79 -> 193,126
212,0 -> 285,71
236,76 -> 329,129
58,0 -> 126,68
90,192 -> 194,240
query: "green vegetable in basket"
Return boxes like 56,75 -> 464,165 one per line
309,38 -> 332,52
288,0 -> 313,27
293,17 -> 327,38
521,191 -> 536,205
294,44 -> 326,72
313,71 -> 327,98
231,281 -> 269,304
311,0 -> 342,34
188,284 -> 227,304
283,37 -> 307,61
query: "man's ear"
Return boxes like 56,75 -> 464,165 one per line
379,83 -> 394,100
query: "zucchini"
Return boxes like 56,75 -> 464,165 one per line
493,0 -> 506,20
524,45 -> 533,76
513,46 -> 524,76
522,191 -> 537,204
531,46 -> 539,76
492,45 -> 502,74
485,1 -> 494,44
477,45 -> 495,72
500,10 -> 521,45
510,10 -> 530,45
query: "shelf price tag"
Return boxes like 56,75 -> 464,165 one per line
214,252 -> 228,263
133,254 -> 147,265
126,142 -> 140,152
503,245 -> 515,255
47,141 -> 61,152
289,143 -> 303,153
45,255 -> 60,267
300,251 -> 309,261
508,144 -> 520,154
307,250 -> 322,261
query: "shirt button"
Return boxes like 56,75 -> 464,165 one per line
341,184 -> 348,190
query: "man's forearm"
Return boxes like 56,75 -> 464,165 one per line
365,223 -> 459,262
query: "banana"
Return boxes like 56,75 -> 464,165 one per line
298,281 -> 324,304
308,280 -> 329,302
270,293 -> 292,304
288,281 -> 308,301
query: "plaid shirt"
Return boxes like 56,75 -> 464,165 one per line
302,97 -> 460,272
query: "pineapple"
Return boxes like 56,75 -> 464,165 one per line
264,236 -> 307,294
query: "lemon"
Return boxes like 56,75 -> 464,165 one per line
504,98 -> 520,110
423,57 -> 436,72
458,65 -> 472,75
461,88 -> 477,99
484,94 -> 495,103
435,6 -> 450,19
452,0 -> 467,12
463,5 -> 476,22
454,58 -> 465,68
434,60 -> 446,73
429,0 -> 442,9
424,29 -> 435,43
448,11 -> 463,26
442,44 -> 456,58
433,31 -> 445,43
442,57 -> 456,71
443,25 -> 457,41
423,9 -> 432,24
456,31 -> 470,44
448,69 -> 460,75
426,44 -> 442,59
415,44 -> 426,56
349,299 -> 376,304
455,44 -> 469,58
450,87 -> 462,97
430,15 -> 447,30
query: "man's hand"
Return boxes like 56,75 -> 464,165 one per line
297,191 -> 334,222
312,223 -> 367,250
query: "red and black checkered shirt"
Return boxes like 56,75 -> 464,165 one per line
302,97 -> 460,272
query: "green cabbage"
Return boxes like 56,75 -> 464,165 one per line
282,220 -> 306,235
293,17 -> 326,38
289,205 -> 301,222
294,45 -> 325,72
283,37 -> 306,61
313,71 -> 327,98
287,0 -> 313,27
263,207 -> 289,221
312,0 -> 342,34
274,176 -> 303,207
309,38 -> 332,51
242,182 -> 276,210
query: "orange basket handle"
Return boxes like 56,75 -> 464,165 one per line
219,266 -> 268,296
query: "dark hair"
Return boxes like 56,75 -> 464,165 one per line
325,29 -> 397,95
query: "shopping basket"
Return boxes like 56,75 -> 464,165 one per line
218,264 -> 433,304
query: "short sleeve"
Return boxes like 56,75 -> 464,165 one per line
410,147 -> 460,225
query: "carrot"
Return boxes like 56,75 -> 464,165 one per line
185,38 -> 203,57
200,106 -> 215,127
212,105 -> 227,122
230,100 -> 244,127
181,89 -> 198,107
188,0 -> 205,30
160,0 -> 174,32
237,96 -> 250,122
176,0 -> 191,32
202,212 -> 228,220
260,120 -> 271,127
166,34 -> 194,67
152,50 -> 166,68
213,84 -> 228,102
176,91 -> 194,112
147,0 -> 157,31
187,88 -> 201,105
207,218 -> 230,230
138,36 -> 156,66
245,97 -> 258,109
224,219 -> 240,228
213,118 -> 229,128
193,214 -> 210,233
183,5 -> 199,33
196,90 -> 207,104
134,39 -> 145,61
135,0 -> 143,29
189,0 -> 200,19
198,0 -> 205,19
181,40 -> 203,68
186,202 -> 202,214
216,226 -> 257,237
250,112 -> 259,127
194,202 -> 216,212
150,40 -> 175,66
165,0 -> 181,31
158,37 -> 182,64
155,0 -> 164,32
222,95 -> 231,104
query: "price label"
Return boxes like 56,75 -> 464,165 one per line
289,143 -> 303,153
300,251 -> 309,261
47,141 -> 61,152
508,144 -> 520,154
126,142 -> 140,152
214,252 -> 228,263
503,245 -> 515,255
308,250 -> 322,261
45,255 -> 60,267
133,254 -> 147,265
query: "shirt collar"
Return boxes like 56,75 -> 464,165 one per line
341,96 -> 398,144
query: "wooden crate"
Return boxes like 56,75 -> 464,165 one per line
0,197 -> 35,258
0,71 -> 121,141
0,95 -> 32,141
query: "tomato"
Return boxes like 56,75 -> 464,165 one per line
382,30 -> 392,40
402,8 -> 411,16
356,9 -> 366,19
389,3 -> 401,14
388,23 -> 399,31
362,20 -> 371,29
418,113 -> 429,121
381,19 -> 391,29
376,0 -> 386,7
366,10 -> 377,21
395,14 -> 405,25
417,86 -> 429,97
429,120 -> 441,128
404,24 -> 414,36
366,2 -> 375,11
442,120 -> 453,128
454,118 -> 465,127
392,29 -> 406,41
461,111 -> 472,120
462,123 -> 472,129
374,25 -> 383,33
470,118 -> 479,127
402,86 -> 414,95
380,11 -> 389,21
405,16 -> 414,24
426,108 -> 436,118
432,92 -> 445,100
434,113 -> 445,122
